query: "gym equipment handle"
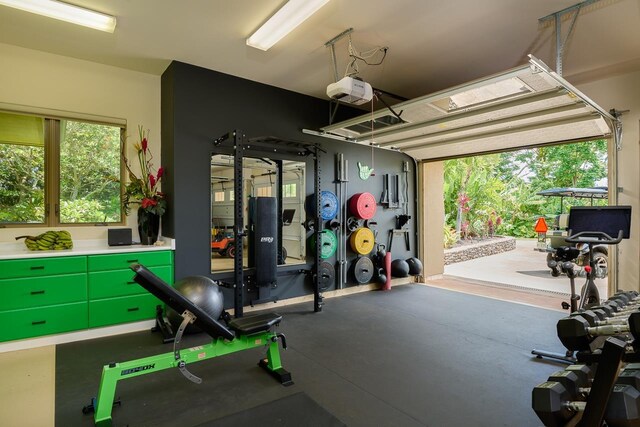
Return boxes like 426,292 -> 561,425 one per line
126,281 -> 136,285
127,307 -> 140,312
30,290 -> 45,295
30,266 -> 45,270
32,320 -> 46,325
126,259 -> 139,263
565,230 -> 623,245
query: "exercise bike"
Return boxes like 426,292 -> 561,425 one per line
531,206 -> 631,364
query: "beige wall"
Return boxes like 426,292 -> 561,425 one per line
0,43 -> 160,243
420,161 -> 445,278
422,68 -> 640,291
576,70 -> 640,291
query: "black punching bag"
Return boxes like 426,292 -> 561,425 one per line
249,197 -> 277,287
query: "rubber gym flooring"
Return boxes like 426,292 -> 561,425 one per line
55,284 -> 567,426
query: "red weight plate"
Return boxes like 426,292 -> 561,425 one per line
349,192 -> 377,219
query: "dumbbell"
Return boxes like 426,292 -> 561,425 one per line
533,365 -> 640,427
557,311 -> 640,352
533,381 -> 640,426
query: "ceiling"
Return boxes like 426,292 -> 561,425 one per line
1,0 -> 639,104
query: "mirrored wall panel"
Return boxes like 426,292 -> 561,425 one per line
211,154 -> 306,272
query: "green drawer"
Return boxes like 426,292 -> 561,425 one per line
0,256 -> 86,280
0,273 -> 87,311
88,266 -> 172,299
88,251 -> 172,272
89,294 -> 160,328
0,302 -> 88,342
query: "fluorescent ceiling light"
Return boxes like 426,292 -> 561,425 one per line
247,0 -> 330,51
0,0 -> 116,33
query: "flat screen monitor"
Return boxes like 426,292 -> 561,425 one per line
568,206 -> 632,239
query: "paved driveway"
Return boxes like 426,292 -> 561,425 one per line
444,238 -> 608,298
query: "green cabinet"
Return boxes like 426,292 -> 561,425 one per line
89,294 -> 160,328
0,273 -> 87,311
87,251 -> 172,329
0,256 -> 86,279
88,251 -> 172,271
0,302 -> 88,342
88,266 -> 172,299
0,249 -> 173,343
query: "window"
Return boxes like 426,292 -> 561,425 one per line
256,186 -> 272,197
282,183 -> 297,198
213,191 -> 225,202
0,110 -> 124,226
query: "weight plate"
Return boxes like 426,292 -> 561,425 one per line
352,256 -> 374,284
350,227 -> 375,255
346,216 -> 363,233
320,191 -> 339,220
306,191 -> 339,220
349,192 -> 377,219
318,261 -> 335,291
310,230 -> 338,259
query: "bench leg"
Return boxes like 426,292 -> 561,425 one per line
259,338 -> 293,386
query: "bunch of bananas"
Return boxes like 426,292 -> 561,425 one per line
16,230 -> 74,251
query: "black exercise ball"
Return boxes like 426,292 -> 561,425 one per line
406,257 -> 423,275
167,276 -> 224,334
391,259 -> 410,278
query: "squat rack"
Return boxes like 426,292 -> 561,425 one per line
212,130 -> 326,317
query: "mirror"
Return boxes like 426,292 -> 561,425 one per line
211,154 -> 306,272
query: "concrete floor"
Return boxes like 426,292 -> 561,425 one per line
444,238 -> 608,299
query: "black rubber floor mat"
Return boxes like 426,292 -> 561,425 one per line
195,392 -> 345,427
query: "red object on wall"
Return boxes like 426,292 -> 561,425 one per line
349,192 -> 377,219
382,251 -> 392,291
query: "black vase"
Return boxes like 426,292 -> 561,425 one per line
138,208 -> 160,245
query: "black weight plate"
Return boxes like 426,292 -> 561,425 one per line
318,261 -> 335,291
353,256 -> 374,284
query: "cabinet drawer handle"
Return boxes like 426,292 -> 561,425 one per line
30,290 -> 45,295
127,307 -> 140,312
32,320 -> 46,325
30,266 -> 45,270
126,259 -> 139,263
126,281 -> 136,285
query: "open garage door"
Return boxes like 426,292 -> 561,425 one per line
315,55 -> 619,160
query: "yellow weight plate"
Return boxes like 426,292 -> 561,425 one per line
350,227 -> 375,255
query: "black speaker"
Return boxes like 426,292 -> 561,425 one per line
108,228 -> 132,246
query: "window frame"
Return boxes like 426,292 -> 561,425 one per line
0,109 -> 126,228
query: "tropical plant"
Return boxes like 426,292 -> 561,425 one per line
122,126 -> 166,216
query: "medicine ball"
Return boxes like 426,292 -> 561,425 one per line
166,276 -> 224,335
406,257 -> 423,275
390,259 -> 410,278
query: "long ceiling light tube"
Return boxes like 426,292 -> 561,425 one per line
0,0 -> 116,33
247,0 -> 329,51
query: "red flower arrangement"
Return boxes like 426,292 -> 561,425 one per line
122,125 -> 166,216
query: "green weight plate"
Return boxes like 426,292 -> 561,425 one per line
310,230 -> 338,259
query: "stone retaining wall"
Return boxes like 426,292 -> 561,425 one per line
444,236 -> 516,265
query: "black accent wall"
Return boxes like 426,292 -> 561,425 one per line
161,61 -> 417,308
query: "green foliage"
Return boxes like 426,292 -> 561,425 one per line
444,140 -> 608,240
0,144 -> 45,223
60,121 -> 121,223
443,225 -> 457,249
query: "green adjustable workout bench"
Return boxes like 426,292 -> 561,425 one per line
83,263 -> 292,426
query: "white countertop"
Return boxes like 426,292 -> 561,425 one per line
0,237 -> 175,260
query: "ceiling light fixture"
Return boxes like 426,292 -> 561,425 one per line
246,0 -> 330,51
0,0 -> 116,33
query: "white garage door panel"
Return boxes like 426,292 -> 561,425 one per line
318,55 -> 615,160
404,117 -> 609,160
